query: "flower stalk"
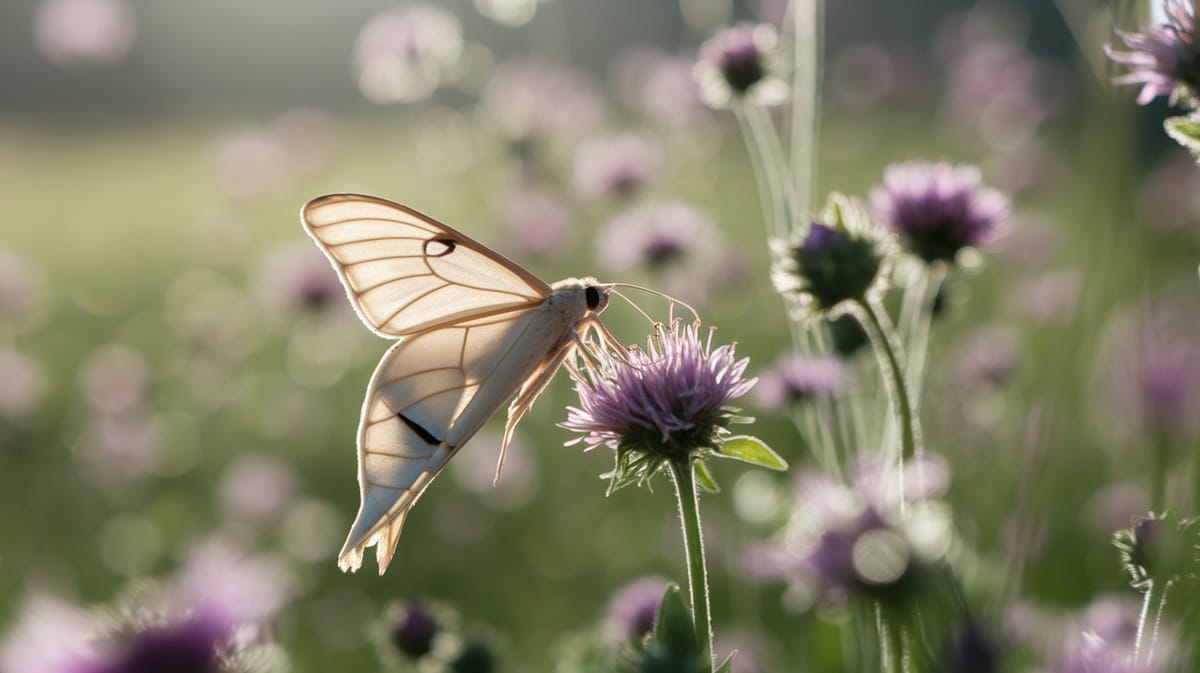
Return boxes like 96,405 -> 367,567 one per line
854,297 -> 920,464
667,456 -> 713,670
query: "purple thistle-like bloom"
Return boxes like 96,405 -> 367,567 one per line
1106,0 -> 1200,107
562,322 -> 755,469
695,23 -> 787,108
754,354 -> 846,410
604,576 -> 670,642
871,161 -> 1009,264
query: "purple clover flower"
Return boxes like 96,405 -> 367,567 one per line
561,322 -> 755,484
595,200 -> 718,274
753,354 -> 846,410
604,576 -> 670,642
1106,0 -> 1200,107
695,23 -> 787,108
870,161 -> 1009,264
571,134 -> 664,201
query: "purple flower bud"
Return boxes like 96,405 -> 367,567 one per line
572,134 -> 663,201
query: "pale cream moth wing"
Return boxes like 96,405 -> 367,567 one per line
339,287 -> 604,574
301,193 -> 552,337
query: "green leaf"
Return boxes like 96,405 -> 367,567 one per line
715,651 -> 737,673
712,436 -> 788,471
1165,112 -> 1200,161
693,459 -> 720,493
650,584 -> 699,656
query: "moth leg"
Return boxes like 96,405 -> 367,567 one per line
496,343 -> 577,484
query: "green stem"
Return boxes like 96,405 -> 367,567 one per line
668,457 -> 713,669
1134,579 -> 1169,666
877,604 -> 903,673
789,0 -> 822,219
1149,427 -> 1176,514
855,298 -> 920,464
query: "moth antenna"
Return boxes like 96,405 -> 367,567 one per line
608,282 -> 702,325
608,287 -> 657,326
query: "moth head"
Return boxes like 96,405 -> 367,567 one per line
551,277 -> 610,315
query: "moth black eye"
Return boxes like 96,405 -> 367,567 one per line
585,286 -> 602,310
423,238 -> 456,257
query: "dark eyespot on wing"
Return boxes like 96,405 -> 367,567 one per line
397,413 -> 443,446
423,238 -> 457,257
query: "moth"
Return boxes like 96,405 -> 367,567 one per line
301,193 -> 624,574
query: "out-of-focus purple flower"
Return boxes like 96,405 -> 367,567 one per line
34,0 -> 135,68
353,5 -> 463,103
572,134 -> 664,201
562,321 -> 755,470
936,11 -> 1067,150
496,187 -> 572,258
1098,299 -> 1200,441
1106,0 -> 1199,107
695,23 -> 787,108
80,344 -> 149,416
1086,482 -> 1149,533
73,413 -> 165,485
829,43 -> 916,109
954,326 -> 1020,390
218,454 -> 298,523
0,346 -> 49,419
256,240 -> 348,317
0,540 -> 288,673
743,455 -> 951,606
211,110 -> 336,200
1011,269 -> 1081,324
615,51 -> 710,130
604,576 -> 670,642
772,193 -> 894,319
595,200 -> 718,274
0,246 -> 49,326
753,354 -> 846,410
211,129 -> 286,200
871,161 -> 1009,264
172,538 -> 290,629
386,602 -> 438,659
482,60 -> 605,143
0,595 -> 94,673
